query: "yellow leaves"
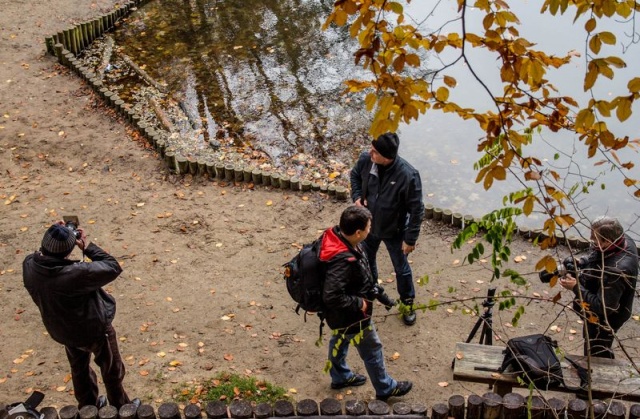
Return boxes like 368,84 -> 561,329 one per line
628,77 -> 640,93
615,96 -> 633,122
535,254 -> 558,273
554,214 -> 575,228
584,18 -> 596,33
435,86 -> 449,102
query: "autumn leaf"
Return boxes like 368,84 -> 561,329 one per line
223,353 -> 234,361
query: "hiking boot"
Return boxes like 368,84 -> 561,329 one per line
331,373 -> 367,389
376,381 -> 413,401
96,395 -> 108,409
401,299 -> 416,326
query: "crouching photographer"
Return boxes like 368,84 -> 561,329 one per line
556,216 -> 638,359
23,220 -> 139,409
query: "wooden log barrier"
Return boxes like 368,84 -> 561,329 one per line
243,167 -> 253,183
319,399 -> 341,416
273,400 -> 294,417
176,155 -> 188,175
431,403 -> 448,419
157,403 -> 180,419
424,203 -> 434,219
433,207 -> 443,222
290,177 -> 300,191
80,405 -> 98,419
452,212 -> 463,228
183,405 -> 201,419
224,164 -> 234,182
251,169 -> 262,185
228,401 -> 251,419
270,173 -> 281,188
261,172 -> 271,186
463,214 -> 474,228
301,180 -> 311,192
568,398 -> 588,419
482,392 -> 502,419
448,394 -> 465,419
59,405 -> 78,419
344,400 -> 366,416
296,399 -> 318,416
98,405 -> 118,419
204,401 -> 226,419
392,402 -> 411,416
253,402 -> 272,419
442,209 -> 453,225
502,393 -> 525,419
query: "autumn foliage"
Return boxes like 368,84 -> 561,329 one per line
323,0 -> 640,252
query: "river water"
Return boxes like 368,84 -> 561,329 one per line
114,0 -> 640,238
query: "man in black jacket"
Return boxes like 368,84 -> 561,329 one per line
23,222 -> 137,408
350,132 -> 425,325
320,206 -> 412,400
559,216 -> 638,358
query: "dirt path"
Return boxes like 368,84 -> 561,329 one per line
2,0 -> 638,411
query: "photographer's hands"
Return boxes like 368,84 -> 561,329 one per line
559,274 -> 577,291
75,228 -> 87,251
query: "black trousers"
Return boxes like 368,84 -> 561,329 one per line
584,321 -> 616,359
65,324 -> 130,408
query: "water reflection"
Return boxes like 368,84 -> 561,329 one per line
114,0 -> 371,170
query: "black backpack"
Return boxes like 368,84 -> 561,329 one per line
283,233 -> 327,335
500,334 -> 587,390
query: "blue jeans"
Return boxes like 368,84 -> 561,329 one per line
328,323 -> 396,397
364,233 -> 415,301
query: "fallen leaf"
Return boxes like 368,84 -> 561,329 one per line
169,360 -> 182,367
266,200 -> 273,206
289,388 -> 297,394
391,352 -> 400,360
438,382 -> 449,387
223,353 -> 234,361
139,370 -> 149,376
157,352 -> 166,357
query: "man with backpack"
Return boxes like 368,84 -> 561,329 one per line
320,206 -> 413,400
350,132 -> 425,326
559,216 -> 638,358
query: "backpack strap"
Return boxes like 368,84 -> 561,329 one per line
562,355 -> 590,391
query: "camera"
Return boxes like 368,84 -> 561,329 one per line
539,257 -> 583,283
63,215 -> 81,240
371,284 -> 396,311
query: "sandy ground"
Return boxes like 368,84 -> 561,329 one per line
2,0 -> 639,411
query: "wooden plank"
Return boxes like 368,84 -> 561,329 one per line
453,342 -> 640,401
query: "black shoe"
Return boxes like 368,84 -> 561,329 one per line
331,373 -> 367,389
96,395 -> 108,409
376,381 -> 413,401
131,398 -> 141,408
401,299 -> 416,326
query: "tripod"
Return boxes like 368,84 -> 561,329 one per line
464,287 -> 496,346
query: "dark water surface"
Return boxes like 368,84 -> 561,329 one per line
112,0 -> 640,237
114,0 -> 371,173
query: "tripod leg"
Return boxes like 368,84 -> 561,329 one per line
464,316 -> 484,344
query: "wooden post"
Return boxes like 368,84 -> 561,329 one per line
319,398 -> 342,415
482,392 -> 502,419
229,400 -> 252,419
630,405 -> 640,419
568,398 -> 588,419
215,163 -> 225,179
280,176 -> 291,189
224,164 -> 234,181
301,180 -> 311,192
183,404 -> 201,419
188,158 -> 198,175
448,394 -> 465,419
273,400 -> 294,417
592,400 -> 608,419
233,165 -> 244,182
335,186 -> 348,201
41,407 -> 59,419
453,212 -> 463,228
176,155 -> 189,175
392,402 -> 411,415
345,400 -> 366,416
261,171 -> 271,186
463,214 -> 475,228
501,393 -> 524,419
424,203 -> 434,219
251,169 -> 262,185
443,209 -> 453,224
296,399 -> 318,416
528,395 -> 546,419
60,406 -> 79,419
54,43 -> 64,64
204,401 -> 226,419
367,400 -> 390,415
137,405 -> 156,419
97,406 -> 117,419
311,182 -> 320,191
327,185 -> 337,196
290,177 -> 300,191
431,402 -> 449,419
118,402 -> 138,419
45,37 -> 55,55
254,402 -> 273,419
270,173 -> 281,188
433,207 -> 443,221
606,401 -> 626,419
243,167 -> 253,182
157,403 -> 180,419
548,397 -> 566,419
164,151 -> 176,173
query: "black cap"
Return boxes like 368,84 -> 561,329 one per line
41,224 -> 76,258
372,132 -> 399,160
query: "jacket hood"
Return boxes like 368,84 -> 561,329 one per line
319,227 -> 351,262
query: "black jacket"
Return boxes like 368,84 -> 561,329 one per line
572,235 -> 638,331
350,152 -> 424,245
23,243 -> 122,348
320,226 -> 375,334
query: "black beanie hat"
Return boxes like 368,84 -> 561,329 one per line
372,132 -> 399,160
41,224 -> 76,258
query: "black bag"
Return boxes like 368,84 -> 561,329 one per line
283,233 -> 327,327
500,334 -> 564,388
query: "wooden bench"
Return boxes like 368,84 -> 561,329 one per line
452,342 -> 640,402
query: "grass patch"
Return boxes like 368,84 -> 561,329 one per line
176,372 -> 289,404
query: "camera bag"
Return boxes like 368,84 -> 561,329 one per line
500,334 -> 588,390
